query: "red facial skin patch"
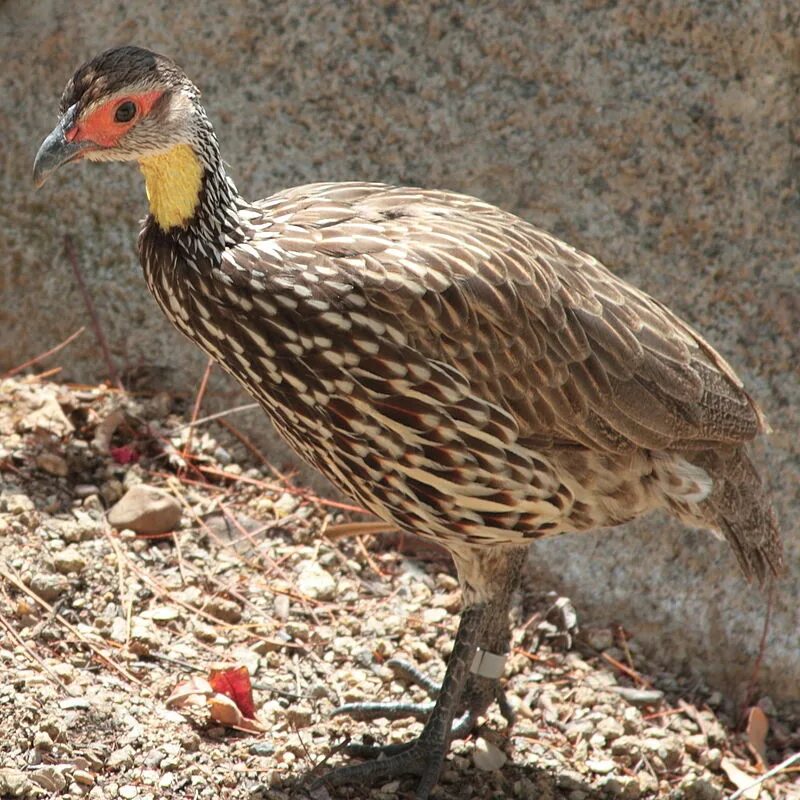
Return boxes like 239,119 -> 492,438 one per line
69,90 -> 164,147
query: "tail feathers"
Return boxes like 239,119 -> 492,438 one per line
695,447 -> 784,584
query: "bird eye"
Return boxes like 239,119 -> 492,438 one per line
114,101 -> 137,123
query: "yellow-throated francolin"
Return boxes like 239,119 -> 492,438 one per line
34,47 -> 782,798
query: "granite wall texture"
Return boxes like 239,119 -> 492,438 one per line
1,2 -> 797,700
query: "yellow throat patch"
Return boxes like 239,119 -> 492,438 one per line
139,145 -> 203,229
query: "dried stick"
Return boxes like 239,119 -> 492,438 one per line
2,326 -> 85,378
64,235 -> 122,388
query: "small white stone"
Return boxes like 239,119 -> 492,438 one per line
296,562 -> 336,601
586,758 -> 617,774
473,737 -> 507,771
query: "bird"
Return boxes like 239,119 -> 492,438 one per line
34,46 -> 782,798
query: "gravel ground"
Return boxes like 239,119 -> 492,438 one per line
0,374 -> 798,800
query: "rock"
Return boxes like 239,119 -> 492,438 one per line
610,686 -> 665,706
19,395 -> 74,437
0,768 -> 33,798
72,770 -> 94,787
106,746 -> 135,770
53,548 -> 86,574
586,758 -> 616,775
597,717 -> 625,741
36,452 -> 69,477
643,735 -> 684,769
584,627 -> 615,651
473,737 -> 507,771
129,618 -> 162,655
611,736 -> 642,760
33,731 -> 53,751
285,704 -> 314,728
204,597 -> 242,624
296,562 -> 336,601
680,775 -> 723,800
29,572 -> 69,602
600,774 -> 640,799
107,485 -> 181,534
285,620 -> 310,641
684,733 -> 708,756
4,494 -> 35,515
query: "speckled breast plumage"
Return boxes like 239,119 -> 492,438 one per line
138,181 -> 772,561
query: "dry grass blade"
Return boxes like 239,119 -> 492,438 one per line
198,464 -> 370,513
0,610 -> 74,694
0,562 -> 142,686
323,520 -> 396,539
182,357 -> 214,460
167,402 -> 260,434
63,235 -> 122,389
1,326 -> 85,379
727,750 -> 800,800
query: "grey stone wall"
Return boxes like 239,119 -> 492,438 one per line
2,2 -> 797,700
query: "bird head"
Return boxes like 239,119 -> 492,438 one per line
34,46 -> 217,229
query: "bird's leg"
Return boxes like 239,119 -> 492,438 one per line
333,546 -> 526,737
318,602 -> 486,797
319,546 -> 527,798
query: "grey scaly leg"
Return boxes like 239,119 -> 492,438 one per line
318,547 -> 528,798
317,602 -> 486,799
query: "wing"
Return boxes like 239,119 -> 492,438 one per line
226,182 -> 765,453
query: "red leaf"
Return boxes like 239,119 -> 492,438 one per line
208,665 -> 256,719
110,445 -> 139,464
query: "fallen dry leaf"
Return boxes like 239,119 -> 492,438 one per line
165,676 -> 214,709
207,693 -> 266,733
720,757 -> 760,799
745,706 -> 769,769
209,664 -> 256,719
166,665 -> 266,733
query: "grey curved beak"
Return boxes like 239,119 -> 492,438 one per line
33,106 -> 94,187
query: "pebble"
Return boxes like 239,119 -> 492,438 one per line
286,704 -> 314,728
285,619 -> 311,642
610,686 -> 664,706
611,735 -> 642,759
600,774 -> 640,799
296,562 -> 336,601
586,758 -> 616,774
107,485 -> 181,534
29,572 -> 69,601
33,731 -> 53,751
106,745 -> 135,770
53,548 -> 86,574
72,770 -> 94,787
422,606 -> 448,625
249,742 -> 276,756
30,766 -> 66,792
21,395 -> 74,436
130,618 -> 163,654
36,452 -> 69,477
4,493 -> 35,514
597,717 -> 625,741
584,626 -> 615,651
680,775 -> 723,800
473,737 -> 507,771
203,597 -> 242,624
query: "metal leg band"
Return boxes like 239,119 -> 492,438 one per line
470,648 -> 508,679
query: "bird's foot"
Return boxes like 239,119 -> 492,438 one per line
315,730 -> 447,800
331,657 -> 513,743
314,604 -> 513,798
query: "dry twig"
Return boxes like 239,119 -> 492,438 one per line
2,326 -> 85,379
